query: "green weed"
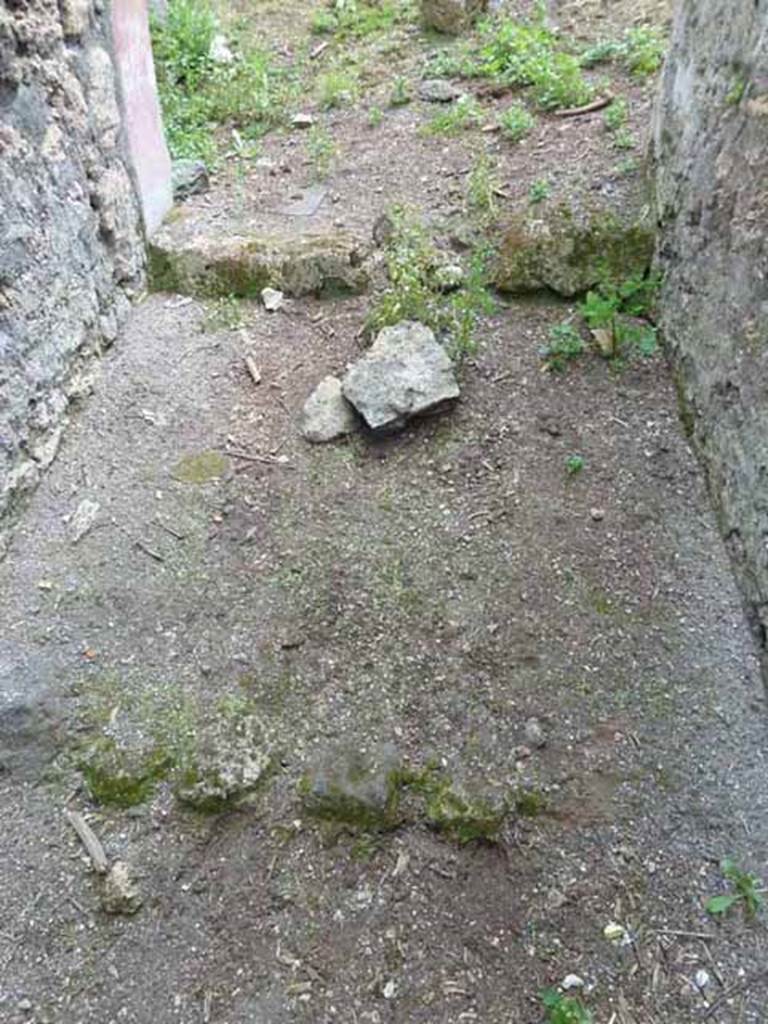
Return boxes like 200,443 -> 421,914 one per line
706,858 -> 765,919
577,271 -> 660,360
368,105 -> 384,126
566,454 -> 584,476
541,989 -> 593,1024
307,124 -> 338,179
528,178 -> 551,204
423,94 -> 482,134
479,17 -> 592,110
603,97 -> 628,132
317,67 -> 359,109
499,101 -> 535,142
389,75 -> 412,107
580,26 -> 665,77
366,208 -> 494,362
202,293 -> 245,332
541,321 -> 585,372
466,152 -> 499,220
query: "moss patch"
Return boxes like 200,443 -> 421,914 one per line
172,450 -> 228,483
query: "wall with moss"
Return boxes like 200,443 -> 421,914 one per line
653,0 -> 768,671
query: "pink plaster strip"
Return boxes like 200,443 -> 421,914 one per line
111,0 -> 172,235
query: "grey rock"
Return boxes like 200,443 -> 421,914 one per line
0,690 -> 65,779
171,159 -> 210,200
524,716 -> 546,748
291,113 -> 316,129
173,713 -> 272,812
342,321 -> 460,433
301,743 -> 402,828
209,33 -> 234,65
148,231 -> 370,299
299,376 -> 358,443
418,79 -> 463,103
68,497 -> 100,543
653,0 -> 768,675
261,287 -> 285,312
420,0 -> 487,34
101,861 -> 143,915
494,191 -> 654,297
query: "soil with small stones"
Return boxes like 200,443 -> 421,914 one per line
2,2 -> 768,1023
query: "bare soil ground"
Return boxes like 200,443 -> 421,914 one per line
2,1 -> 768,1023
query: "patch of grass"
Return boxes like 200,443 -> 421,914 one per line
151,0 -> 296,161
479,16 -> 592,110
368,105 -> 384,126
541,989 -> 593,1024
307,124 -> 338,179
612,127 -> 636,151
540,321 -> 585,372
565,454 -> 584,476
623,26 -> 665,77
528,178 -> 551,204
499,101 -> 535,142
424,40 -> 480,79
423,94 -> 482,134
580,26 -> 665,77
603,96 -> 628,132
317,0 -> 405,39
466,151 -> 499,220
707,858 -> 765,919
366,207 -> 494,362
389,75 -> 412,107
202,293 -> 245,332
317,67 -> 359,109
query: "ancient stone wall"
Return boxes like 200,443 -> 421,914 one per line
0,0 -> 146,545
653,0 -> 768,667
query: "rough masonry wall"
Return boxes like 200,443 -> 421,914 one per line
653,0 -> 768,663
0,0 -> 145,543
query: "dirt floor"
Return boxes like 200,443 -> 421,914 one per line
2,1 -> 768,1022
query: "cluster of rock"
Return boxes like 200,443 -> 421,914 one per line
420,0 -> 487,34
299,321 -> 461,442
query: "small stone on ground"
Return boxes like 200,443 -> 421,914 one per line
299,376 -> 358,443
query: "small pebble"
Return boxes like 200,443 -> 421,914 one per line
590,507 -> 605,521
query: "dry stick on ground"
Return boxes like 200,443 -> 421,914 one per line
244,355 -> 262,385
556,95 -> 613,117
65,810 -> 108,874
219,447 -> 296,469
135,538 -> 165,562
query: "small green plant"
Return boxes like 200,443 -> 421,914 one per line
366,208 -> 494,362
499,101 -> 535,142
603,97 -> 628,132
203,293 -> 244,332
541,321 -> 585,371
424,94 -> 482,134
389,76 -> 412,107
528,178 -> 551,204
580,27 -> 664,77
615,156 -> 639,177
578,271 -> 660,360
424,40 -> 480,80
317,67 -> 359,109
541,989 -> 593,1024
479,17 -> 592,110
310,8 -> 338,34
466,152 -> 499,220
725,75 -> 747,106
368,105 -> 384,127
612,127 -> 636,151
580,39 -> 623,68
706,858 -> 765,919
623,26 -> 665,76
307,124 -> 338,179
566,454 -> 584,476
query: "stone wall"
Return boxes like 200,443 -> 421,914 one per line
653,0 -> 768,668
0,0 -> 146,545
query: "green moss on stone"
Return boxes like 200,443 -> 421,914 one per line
80,738 -> 171,808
